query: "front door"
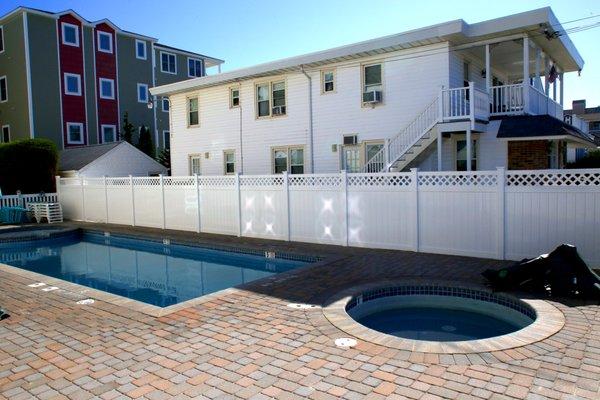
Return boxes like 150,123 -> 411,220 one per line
343,146 -> 361,173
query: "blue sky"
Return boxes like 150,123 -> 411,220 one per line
2,0 -> 599,107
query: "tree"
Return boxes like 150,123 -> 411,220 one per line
121,112 -> 135,144
0,139 -> 58,194
156,147 -> 171,172
137,125 -> 154,158
567,149 -> 600,169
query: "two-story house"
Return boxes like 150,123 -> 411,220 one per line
151,7 -> 595,175
0,7 -> 223,150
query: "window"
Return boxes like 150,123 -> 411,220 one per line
342,141 -> 384,172
365,142 -> 384,172
0,26 -> 4,53
463,61 -> 470,87
137,83 -> 148,103
101,125 -> 116,143
322,70 -> 334,93
97,31 -> 112,53
272,146 -> 304,174
99,78 -> 115,100
362,64 -> 382,101
189,155 -> 201,175
456,139 -> 477,171
0,75 -> 8,102
224,150 -> 235,174
188,58 -> 203,77
160,52 -> 176,74
162,98 -> 169,112
1,125 -> 9,143
188,97 -> 199,126
256,81 -> 286,118
66,122 -> 84,144
64,73 -> 81,96
61,22 -> 79,47
163,130 -> 170,149
135,39 -> 146,60
230,88 -> 240,108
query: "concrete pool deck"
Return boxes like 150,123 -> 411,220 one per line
0,222 -> 598,399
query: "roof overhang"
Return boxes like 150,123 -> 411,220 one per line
496,115 -> 596,147
150,7 -> 584,97
153,44 -> 224,67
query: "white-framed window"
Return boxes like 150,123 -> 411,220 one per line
135,39 -> 147,60
223,150 -> 235,174
1,125 -> 9,143
362,63 -> 382,103
230,87 -> 240,108
160,51 -> 176,74
188,97 -> 199,126
0,26 -> 4,53
162,98 -> 169,112
66,122 -> 84,144
61,22 -> 79,47
341,140 -> 384,173
188,58 -> 203,78
99,78 -> 115,100
456,139 -> 477,171
189,154 -> 201,175
101,124 -> 116,143
97,31 -> 113,53
322,69 -> 335,93
256,81 -> 286,118
272,146 -> 304,174
137,83 -> 148,103
163,130 -> 170,149
63,73 -> 81,96
0,75 -> 7,102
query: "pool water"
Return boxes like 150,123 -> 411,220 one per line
0,232 -> 307,307
357,307 -> 523,341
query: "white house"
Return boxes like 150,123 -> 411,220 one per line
59,141 -> 167,177
151,7 -> 595,176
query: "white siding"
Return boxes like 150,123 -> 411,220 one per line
169,43 -> 451,175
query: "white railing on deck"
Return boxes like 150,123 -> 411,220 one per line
564,114 -> 590,134
441,86 -> 470,120
491,84 -> 524,115
473,87 -> 490,122
547,97 -> 563,120
0,193 -> 58,208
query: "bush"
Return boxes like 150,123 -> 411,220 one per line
567,149 -> 600,169
0,139 -> 58,195
137,125 -> 154,158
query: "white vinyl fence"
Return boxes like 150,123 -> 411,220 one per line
0,193 -> 58,208
57,168 -> 600,265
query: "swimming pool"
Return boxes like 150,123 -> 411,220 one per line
0,231 -> 308,307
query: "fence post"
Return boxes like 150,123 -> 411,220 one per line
341,170 -> 349,246
283,171 -> 291,241
80,177 -> 86,222
129,175 -> 136,226
195,174 -> 201,233
411,168 -> 419,252
235,172 -> 242,237
103,176 -> 109,224
160,174 -> 166,230
55,176 -> 61,204
497,167 -> 506,260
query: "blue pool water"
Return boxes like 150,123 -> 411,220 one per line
356,307 -> 523,341
0,232 -> 307,307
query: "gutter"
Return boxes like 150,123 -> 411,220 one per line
300,66 -> 315,173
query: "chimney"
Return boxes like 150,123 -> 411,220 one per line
572,99 -> 586,115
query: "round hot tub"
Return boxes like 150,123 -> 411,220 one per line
323,282 -> 565,353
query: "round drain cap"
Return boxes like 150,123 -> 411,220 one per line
287,303 -> 318,309
76,299 -> 95,305
335,338 -> 357,348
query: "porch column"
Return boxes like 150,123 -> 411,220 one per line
553,72 -> 558,101
535,47 -> 541,88
559,72 -> 564,106
544,55 -> 550,95
466,127 -> 472,172
485,44 -> 491,92
437,129 -> 442,171
523,37 -> 530,113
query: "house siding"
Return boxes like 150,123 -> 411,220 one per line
94,23 -> 119,143
169,43 -> 451,175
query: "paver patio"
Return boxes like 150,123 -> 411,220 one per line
0,223 -> 598,399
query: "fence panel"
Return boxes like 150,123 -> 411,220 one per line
106,178 -> 134,225
198,176 -> 238,235
240,175 -> 287,240
132,177 -> 163,228
164,177 -> 198,232
82,178 -> 107,223
58,178 -> 84,220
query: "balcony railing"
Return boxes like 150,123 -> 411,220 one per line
564,114 -> 590,134
441,83 -> 490,123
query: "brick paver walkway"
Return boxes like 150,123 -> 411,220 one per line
0,224 -> 598,399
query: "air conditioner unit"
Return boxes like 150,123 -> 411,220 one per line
272,105 -> 286,115
343,135 -> 358,145
362,90 -> 382,104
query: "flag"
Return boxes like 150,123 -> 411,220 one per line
547,65 -> 558,84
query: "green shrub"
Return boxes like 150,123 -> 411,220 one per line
567,149 -> 600,169
0,139 -> 58,195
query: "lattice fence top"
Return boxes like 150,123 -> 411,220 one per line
507,170 -> 600,186
106,178 -> 131,186
348,174 -> 412,187
164,177 -> 196,186
289,175 -> 342,187
418,172 -> 498,187
198,176 -> 236,187
132,177 -> 161,186
240,176 -> 284,187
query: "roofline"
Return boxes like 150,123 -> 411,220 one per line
76,141 -> 165,173
153,43 -> 224,65
150,7 -> 584,97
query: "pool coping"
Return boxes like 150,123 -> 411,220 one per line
322,280 -> 565,354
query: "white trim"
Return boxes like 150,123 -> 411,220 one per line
137,83 -> 149,103
135,39 -> 147,60
100,124 -> 116,143
189,154 -> 202,175
92,25 -> 99,143
96,30 -> 113,53
159,51 -> 176,74
66,122 -> 84,144
63,73 -> 82,96
223,149 -> 235,174
187,57 -> 203,78
81,24 -> 89,145
162,130 -> 170,149
0,75 -> 7,103
1,124 -> 10,143
0,25 -> 4,54
321,69 -> 335,94
161,97 -> 169,112
61,22 -> 79,47
114,31 -> 121,134
99,78 -> 115,100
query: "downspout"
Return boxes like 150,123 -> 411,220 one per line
300,65 -> 315,173
237,79 -> 244,174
